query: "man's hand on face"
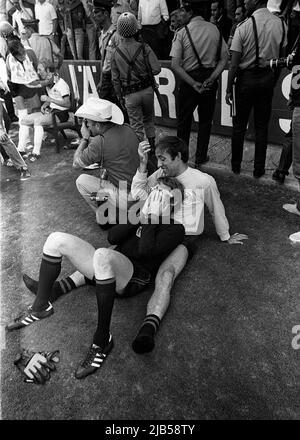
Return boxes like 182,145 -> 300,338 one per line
80,120 -> 91,140
227,233 -> 249,245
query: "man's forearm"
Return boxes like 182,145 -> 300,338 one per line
48,97 -> 70,108
73,138 -> 89,168
172,65 -> 197,88
138,161 -> 147,173
52,19 -> 58,34
210,55 -> 228,83
226,65 -> 239,93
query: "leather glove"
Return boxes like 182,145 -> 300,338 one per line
14,349 -> 60,384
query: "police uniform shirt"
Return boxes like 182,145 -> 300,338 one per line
99,24 -> 118,72
230,7 -> 287,70
169,16 -> 227,72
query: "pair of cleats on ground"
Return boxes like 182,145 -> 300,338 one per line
6,274 -> 154,379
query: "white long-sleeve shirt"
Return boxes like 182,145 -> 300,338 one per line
138,0 -> 169,26
131,167 -> 230,240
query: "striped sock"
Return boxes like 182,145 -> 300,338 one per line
93,278 -> 116,349
32,253 -> 62,312
132,314 -> 161,354
58,277 -> 76,295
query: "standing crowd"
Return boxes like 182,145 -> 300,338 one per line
1,0 -> 300,382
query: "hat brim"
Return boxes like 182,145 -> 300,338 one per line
289,231 -> 300,243
75,100 -> 124,125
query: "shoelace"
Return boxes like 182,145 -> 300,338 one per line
82,347 -> 104,367
14,308 -> 32,323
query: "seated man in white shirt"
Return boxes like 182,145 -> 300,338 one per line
18,58 -> 70,161
22,136 -> 248,355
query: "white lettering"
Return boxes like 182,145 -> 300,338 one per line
83,65 -> 99,102
68,64 -> 80,100
154,68 -> 176,118
291,325 -> 300,350
279,73 -> 292,134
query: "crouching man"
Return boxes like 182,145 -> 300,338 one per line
73,97 -> 139,225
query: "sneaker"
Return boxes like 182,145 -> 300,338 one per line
75,334 -> 114,379
83,163 -> 100,170
20,169 -> 31,180
232,165 -> 241,175
4,158 -> 13,167
253,169 -> 265,179
19,151 -> 29,159
25,144 -> 34,152
29,154 -> 40,162
6,302 -> 54,331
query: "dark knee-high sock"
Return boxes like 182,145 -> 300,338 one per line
32,254 -> 62,311
132,314 -> 161,354
93,278 -> 116,349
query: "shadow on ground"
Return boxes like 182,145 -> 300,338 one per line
1,136 -> 300,420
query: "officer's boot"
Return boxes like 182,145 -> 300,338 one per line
147,137 -> 157,175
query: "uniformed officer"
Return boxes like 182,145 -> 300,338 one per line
170,0 -> 228,166
92,0 -> 129,121
111,11 -> 161,171
226,0 -> 287,178
92,0 -> 116,99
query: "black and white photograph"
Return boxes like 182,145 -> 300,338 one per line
0,0 -> 299,423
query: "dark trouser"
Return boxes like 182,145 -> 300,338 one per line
177,68 -> 217,164
232,68 -> 275,173
3,92 -> 16,121
276,127 -> 293,175
141,25 -> 162,59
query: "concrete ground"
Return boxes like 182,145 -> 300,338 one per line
0,125 -> 300,420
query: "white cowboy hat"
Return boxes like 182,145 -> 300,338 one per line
75,97 -> 124,125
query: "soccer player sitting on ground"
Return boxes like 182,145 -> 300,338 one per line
20,135 -> 248,357
6,176 -> 186,379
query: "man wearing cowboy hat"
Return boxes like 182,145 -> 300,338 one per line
73,96 -> 139,223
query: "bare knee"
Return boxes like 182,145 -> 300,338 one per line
76,174 -> 86,190
93,248 -> 116,271
44,232 -> 67,254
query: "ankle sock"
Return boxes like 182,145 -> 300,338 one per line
132,314 -> 161,354
93,278 -> 116,349
32,253 -> 62,311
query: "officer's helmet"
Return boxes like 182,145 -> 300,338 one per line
117,12 -> 139,38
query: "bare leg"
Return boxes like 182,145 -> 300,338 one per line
147,244 -> 189,319
132,244 -> 189,354
43,232 -> 97,279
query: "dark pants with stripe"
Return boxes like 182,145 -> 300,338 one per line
232,68 -> 275,173
177,68 -> 217,165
